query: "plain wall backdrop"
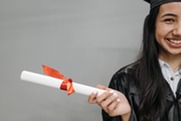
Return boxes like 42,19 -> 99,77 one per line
0,0 -> 149,121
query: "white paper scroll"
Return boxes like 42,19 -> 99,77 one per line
21,71 -> 105,96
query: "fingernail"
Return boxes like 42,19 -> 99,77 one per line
113,93 -> 118,97
117,99 -> 120,102
109,90 -> 114,94
93,91 -> 97,94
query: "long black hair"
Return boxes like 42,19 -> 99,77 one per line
135,5 -> 168,121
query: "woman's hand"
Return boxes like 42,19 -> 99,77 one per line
88,85 -> 131,121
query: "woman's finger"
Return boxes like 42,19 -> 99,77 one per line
100,92 -> 119,111
96,91 -> 111,104
88,91 -> 98,104
107,98 -> 120,113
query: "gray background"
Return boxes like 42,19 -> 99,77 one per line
0,0 -> 149,121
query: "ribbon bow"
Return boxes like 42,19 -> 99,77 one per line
42,65 -> 75,95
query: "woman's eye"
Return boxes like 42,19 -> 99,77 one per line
163,18 -> 175,23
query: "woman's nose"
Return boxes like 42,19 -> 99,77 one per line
173,22 -> 181,36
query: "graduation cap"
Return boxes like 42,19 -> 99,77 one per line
144,0 -> 181,9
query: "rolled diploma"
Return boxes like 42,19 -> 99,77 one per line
21,71 -> 105,96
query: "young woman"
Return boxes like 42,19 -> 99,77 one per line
88,0 -> 181,121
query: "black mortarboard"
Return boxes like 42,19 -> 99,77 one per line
144,0 -> 181,9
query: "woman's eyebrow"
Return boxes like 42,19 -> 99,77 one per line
161,13 -> 177,18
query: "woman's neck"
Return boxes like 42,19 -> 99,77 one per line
159,54 -> 181,72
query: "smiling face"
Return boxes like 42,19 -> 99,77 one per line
155,2 -> 181,59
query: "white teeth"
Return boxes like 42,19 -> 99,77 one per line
169,40 -> 181,44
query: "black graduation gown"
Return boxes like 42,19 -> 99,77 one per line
102,64 -> 181,121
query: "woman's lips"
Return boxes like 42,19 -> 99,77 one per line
166,38 -> 181,47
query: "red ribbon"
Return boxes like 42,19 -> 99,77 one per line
42,65 -> 75,95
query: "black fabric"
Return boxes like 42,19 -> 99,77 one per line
144,0 -> 181,9
102,63 -> 181,121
